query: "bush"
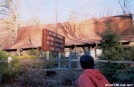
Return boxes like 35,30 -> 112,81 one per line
0,51 -> 21,84
0,51 -> 9,60
18,67 -> 46,87
113,67 -> 134,84
123,46 -> 134,61
27,49 -> 40,58
44,70 -> 81,87
19,54 -> 37,60
17,67 -> 81,87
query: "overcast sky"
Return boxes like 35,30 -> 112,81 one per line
19,0 -> 134,24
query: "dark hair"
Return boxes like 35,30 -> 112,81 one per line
80,55 -> 94,70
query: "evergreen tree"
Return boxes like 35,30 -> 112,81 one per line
97,23 -> 126,83
99,23 -> 124,61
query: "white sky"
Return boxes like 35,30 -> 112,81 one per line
19,0 -> 134,24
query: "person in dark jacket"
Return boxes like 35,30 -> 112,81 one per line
78,55 -> 112,87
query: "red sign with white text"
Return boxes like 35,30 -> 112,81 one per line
41,29 -> 65,52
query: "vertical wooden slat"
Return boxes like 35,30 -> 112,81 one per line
17,49 -> 20,59
46,51 -> 49,59
68,52 -> 71,69
58,53 -> 61,68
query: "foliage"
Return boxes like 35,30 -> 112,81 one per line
0,0 -> 20,18
0,0 -> 12,16
123,46 -> 134,61
0,51 -> 21,84
0,0 -> 20,49
19,57 -> 58,69
113,67 -> 134,84
99,24 -> 124,61
19,15 -> 42,27
27,49 -> 63,59
44,70 -> 80,87
17,67 -> 46,87
0,50 -> 9,60
0,64 -> 21,83
19,54 -> 37,60
27,49 -> 40,58
49,51 -> 58,59
15,67 -> 81,87
67,10 -> 79,22
97,24 -> 126,83
56,70 -> 81,86
14,49 -> 41,60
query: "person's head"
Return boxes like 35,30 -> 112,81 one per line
80,55 -> 94,70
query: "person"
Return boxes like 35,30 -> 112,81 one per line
78,55 -> 112,87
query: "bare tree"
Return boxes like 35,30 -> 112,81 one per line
67,0 -> 115,22
0,0 -> 20,48
0,0 -> 11,16
118,0 -> 133,14
19,14 -> 42,27
0,0 -> 20,35
67,1 -> 94,21
67,10 -> 80,22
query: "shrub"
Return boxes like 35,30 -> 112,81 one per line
58,70 -> 81,86
27,49 -> 40,58
113,67 -> 134,84
123,46 -> 134,61
19,54 -> 37,60
18,67 -> 46,87
45,70 -> 81,87
0,51 -> 9,60
0,51 -> 21,84
17,67 -> 81,87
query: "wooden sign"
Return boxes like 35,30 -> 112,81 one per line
41,29 -> 65,52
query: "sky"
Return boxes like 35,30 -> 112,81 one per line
19,0 -> 134,24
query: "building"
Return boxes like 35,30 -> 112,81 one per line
1,14 -> 134,58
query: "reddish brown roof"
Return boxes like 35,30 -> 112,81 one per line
2,14 -> 134,50
3,26 -> 43,50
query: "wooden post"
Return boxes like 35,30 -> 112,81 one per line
68,52 -> 71,69
46,51 -> 49,59
89,46 -> 92,55
39,50 -> 44,58
8,57 -> 12,67
17,48 -> 22,59
95,48 -> 97,57
17,49 -> 20,59
95,43 -> 98,57
58,53 -> 61,68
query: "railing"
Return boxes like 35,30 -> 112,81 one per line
0,57 -> 134,71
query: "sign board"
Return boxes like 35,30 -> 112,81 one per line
41,29 -> 65,52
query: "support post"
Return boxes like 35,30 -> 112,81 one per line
17,48 -> 22,59
39,50 -> 44,58
68,52 -> 71,69
46,51 -> 49,59
58,53 -> 61,68
68,48 -> 73,69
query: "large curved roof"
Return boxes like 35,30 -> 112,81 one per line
2,14 -> 134,51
